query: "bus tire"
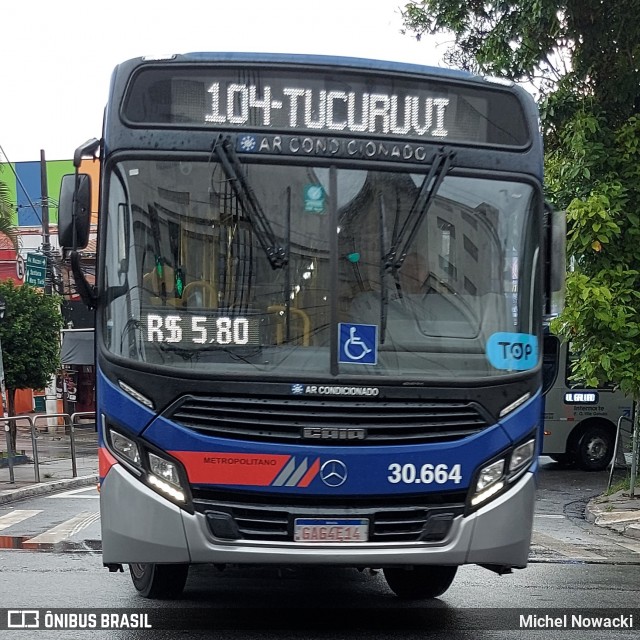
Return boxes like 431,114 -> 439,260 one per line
575,425 -> 614,472
383,565 -> 457,599
129,563 -> 189,599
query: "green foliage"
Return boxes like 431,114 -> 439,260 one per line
545,111 -> 611,209
402,0 -> 562,81
550,113 -> 640,398
0,179 -> 11,219
0,169 -> 18,250
551,269 -> 640,393
402,1 -> 640,126
0,280 -> 63,392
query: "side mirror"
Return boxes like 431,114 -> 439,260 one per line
58,173 -> 91,250
544,204 -> 566,317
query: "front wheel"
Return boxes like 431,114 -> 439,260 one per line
575,425 -> 614,471
129,563 -> 189,599
383,565 -> 457,600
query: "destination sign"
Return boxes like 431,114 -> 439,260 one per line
564,391 -> 599,405
205,83 -> 449,138
123,67 -> 529,147
141,310 -> 261,347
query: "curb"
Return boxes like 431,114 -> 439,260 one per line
0,474 -> 99,505
585,496 -> 640,540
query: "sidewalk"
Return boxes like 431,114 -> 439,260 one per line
585,489 -> 640,540
0,459 -> 98,505
0,413 -> 99,505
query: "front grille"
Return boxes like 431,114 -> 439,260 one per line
192,491 -> 465,543
168,395 -> 490,445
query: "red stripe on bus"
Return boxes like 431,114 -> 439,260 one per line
297,458 -> 320,487
170,451 -> 291,486
99,447 -> 118,479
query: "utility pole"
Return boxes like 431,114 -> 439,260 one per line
40,149 -> 52,295
40,150 -> 58,421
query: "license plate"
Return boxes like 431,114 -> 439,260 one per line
293,518 -> 369,543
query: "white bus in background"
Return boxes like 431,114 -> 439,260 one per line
542,330 -> 633,471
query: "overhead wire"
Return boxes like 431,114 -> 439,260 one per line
0,142 -> 44,225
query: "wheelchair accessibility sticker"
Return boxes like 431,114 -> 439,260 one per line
338,323 -> 377,365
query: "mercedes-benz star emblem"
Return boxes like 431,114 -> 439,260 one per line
320,459 -> 348,487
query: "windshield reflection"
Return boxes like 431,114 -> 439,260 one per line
102,159 -> 539,379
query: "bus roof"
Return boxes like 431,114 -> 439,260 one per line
130,51 -> 503,86
105,52 -> 541,177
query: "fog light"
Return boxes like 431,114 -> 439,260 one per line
110,429 -> 141,467
510,438 -> 536,473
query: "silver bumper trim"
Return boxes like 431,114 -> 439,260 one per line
101,464 -> 534,568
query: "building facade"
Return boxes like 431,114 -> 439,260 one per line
0,156 -> 99,413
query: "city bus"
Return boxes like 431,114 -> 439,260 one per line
58,52 -> 565,600
542,329 -> 633,471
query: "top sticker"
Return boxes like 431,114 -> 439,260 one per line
486,332 -> 538,371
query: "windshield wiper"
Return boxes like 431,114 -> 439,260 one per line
213,135 -> 288,270
382,148 -> 455,274
378,149 -> 455,343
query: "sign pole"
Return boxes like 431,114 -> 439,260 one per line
0,295 -> 13,483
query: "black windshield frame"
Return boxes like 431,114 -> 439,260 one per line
121,64 -> 532,149
98,150 -> 543,383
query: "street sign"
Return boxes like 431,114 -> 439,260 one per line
26,253 -> 47,268
26,267 -> 46,287
26,254 -> 47,287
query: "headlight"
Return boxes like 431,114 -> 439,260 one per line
105,424 -> 191,511
148,453 -> 186,503
471,459 -> 505,506
469,432 -> 537,510
149,452 -> 181,485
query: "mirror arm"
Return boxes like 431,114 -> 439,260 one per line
73,138 -> 101,168
70,250 -> 98,309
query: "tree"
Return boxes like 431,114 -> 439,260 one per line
401,0 -> 568,94
0,280 -> 63,452
402,2 -> 640,437
401,1 -> 640,142
0,172 -> 19,251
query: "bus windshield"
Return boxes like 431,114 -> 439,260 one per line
102,157 -> 539,379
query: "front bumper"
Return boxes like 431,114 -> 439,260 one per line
100,463 -> 535,568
